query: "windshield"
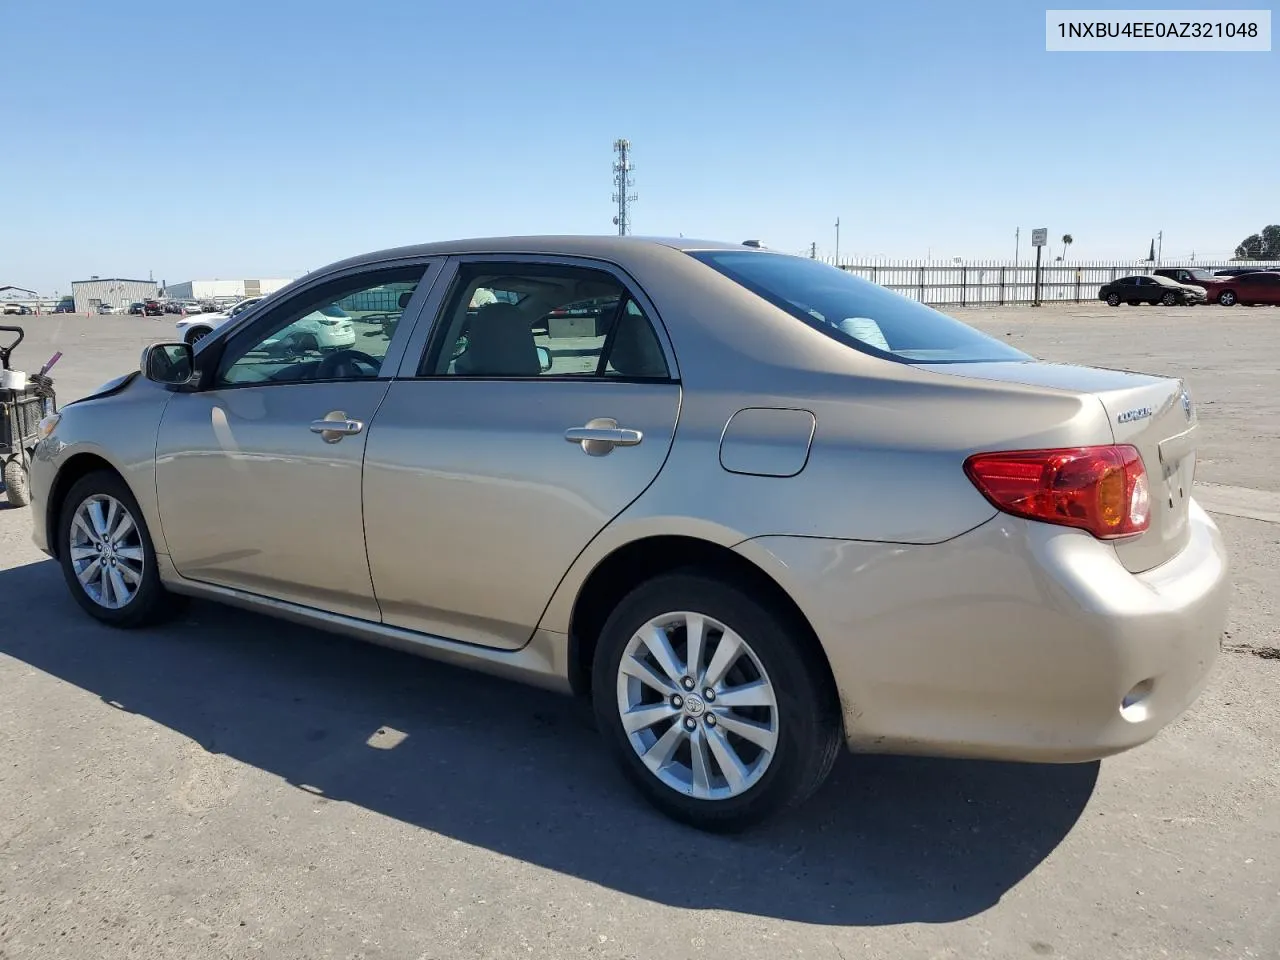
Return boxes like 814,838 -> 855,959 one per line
690,251 -> 1031,364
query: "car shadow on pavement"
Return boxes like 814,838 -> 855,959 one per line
0,558 -> 1098,926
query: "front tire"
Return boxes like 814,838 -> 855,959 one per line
57,470 -> 183,628
592,572 -> 842,833
1105,293 -> 1121,306
1161,291 -> 1177,306
184,325 -> 212,346
1218,290 -> 1237,306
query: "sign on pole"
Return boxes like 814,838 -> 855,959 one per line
1031,228 -> 1048,247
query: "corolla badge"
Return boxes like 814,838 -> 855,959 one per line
1117,406 -> 1153,424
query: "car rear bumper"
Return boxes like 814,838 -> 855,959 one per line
737,499 -> 1229,763
323,328 -> 356,347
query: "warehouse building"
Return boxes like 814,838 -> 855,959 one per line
162,278 -> 293,302
71,277 -> 159,314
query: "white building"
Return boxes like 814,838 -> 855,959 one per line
162,278 -> 294,301
71,277 -> 160,313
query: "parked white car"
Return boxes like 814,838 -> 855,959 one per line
175,297 -> 264,344
176,297 -> 355,352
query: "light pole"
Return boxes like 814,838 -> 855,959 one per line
834,218 -> 841,267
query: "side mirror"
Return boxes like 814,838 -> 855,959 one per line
141,342 -> 195,385
536,345 -> 553,373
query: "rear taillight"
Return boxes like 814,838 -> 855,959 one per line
963,445 -> 1150,540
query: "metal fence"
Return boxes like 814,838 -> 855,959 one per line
823,258 -> 1280,307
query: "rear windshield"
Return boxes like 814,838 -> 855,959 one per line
690,251 -> 1031,364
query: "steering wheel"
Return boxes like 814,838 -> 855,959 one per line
315,349 -> 381,380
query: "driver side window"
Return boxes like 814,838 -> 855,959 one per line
216,267 -> 427,387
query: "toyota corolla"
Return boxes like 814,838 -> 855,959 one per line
30,236 -> 1229,832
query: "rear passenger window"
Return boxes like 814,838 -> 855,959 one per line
423,263 -> 669,379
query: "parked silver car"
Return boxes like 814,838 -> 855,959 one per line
29,236 -> 1229,831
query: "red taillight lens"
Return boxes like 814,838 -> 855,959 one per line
963,445 -> 1150,540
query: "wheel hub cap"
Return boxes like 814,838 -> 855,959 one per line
616,611 -> 779,801
68,494 -> 144,610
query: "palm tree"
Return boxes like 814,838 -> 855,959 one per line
1061,234 -> 1074,259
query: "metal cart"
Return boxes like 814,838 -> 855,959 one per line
1,326 -> 57,508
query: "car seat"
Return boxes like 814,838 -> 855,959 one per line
454,302 -> 541,376
607,308 -> 668,378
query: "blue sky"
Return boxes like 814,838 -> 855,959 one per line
1,0 -> 1273,293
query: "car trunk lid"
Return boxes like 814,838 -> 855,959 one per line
918,360 -> 1198,573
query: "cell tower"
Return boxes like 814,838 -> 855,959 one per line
612,138 -> 637,236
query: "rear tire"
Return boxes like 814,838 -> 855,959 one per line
57,470 -> 184,628
591,571 -> 842,833
2,457 -> 30,507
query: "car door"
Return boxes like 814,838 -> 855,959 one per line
154,261 -> 440,620
362,256 -> 682,649
1264,274 -> 1280,305
1245,273 -> 1280,304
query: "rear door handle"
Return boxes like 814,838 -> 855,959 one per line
565,417 -> 643,456
310,412 -> 364,443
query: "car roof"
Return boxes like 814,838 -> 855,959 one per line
314,235 -> 763,274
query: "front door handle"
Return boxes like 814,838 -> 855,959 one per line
310,411 -> 364,443
565,417 -> 643,456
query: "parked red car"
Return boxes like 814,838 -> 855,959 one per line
1210,271 -> 1280,307
142,299 -> 165,317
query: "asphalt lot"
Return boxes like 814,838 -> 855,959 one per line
1,305 -> 1277,960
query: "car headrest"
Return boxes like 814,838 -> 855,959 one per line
459,302 -> 540,376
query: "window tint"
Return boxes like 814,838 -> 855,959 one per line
690,251 -> 1029,364
424,263 -> 669,379
216,267 -> 426,387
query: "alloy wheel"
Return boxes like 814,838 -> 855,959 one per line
68,494 -> 145,609
615,611 -> 779,801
